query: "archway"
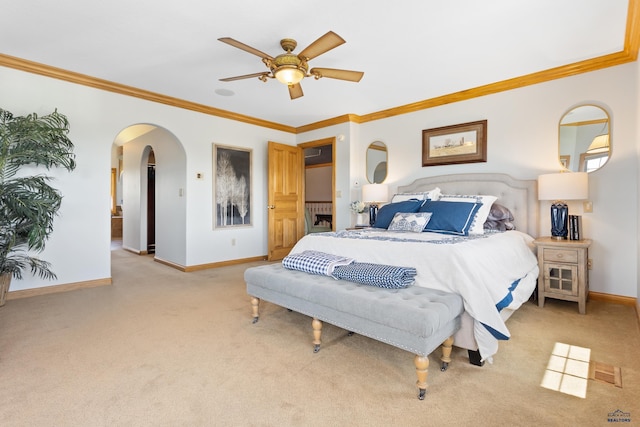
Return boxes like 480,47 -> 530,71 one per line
111,124 -> 187,267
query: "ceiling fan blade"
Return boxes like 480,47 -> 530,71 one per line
289,83 -> 303,99
219,72 -> 270,82
218,37 -> 274,60
297,31 -> 345,61
309,68 -> 364,82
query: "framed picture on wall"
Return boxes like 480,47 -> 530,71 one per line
422,120 -> 487,167
213,144 -> 252,228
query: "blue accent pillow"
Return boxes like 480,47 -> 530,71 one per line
372,199 -> 424,229
418,200 -> 483,235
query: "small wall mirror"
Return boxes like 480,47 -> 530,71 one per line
366,141 -> 388,183
559,105 -> 610,173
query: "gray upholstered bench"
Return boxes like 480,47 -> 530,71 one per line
244,263 -> 464,399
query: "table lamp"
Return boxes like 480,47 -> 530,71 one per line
538,172 -> 588,239
362,183 -> 389,226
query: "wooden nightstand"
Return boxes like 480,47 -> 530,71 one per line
533,237 -> 592,314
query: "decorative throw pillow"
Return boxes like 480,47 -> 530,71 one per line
387,212 -> 433,233
484,203 -> 516,231
418,200 -> 482,236
439,194 -> 497,234
487,203 -> 513,221
390,187 -> 441,203
372,199 -> 424,229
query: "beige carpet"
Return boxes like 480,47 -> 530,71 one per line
0,247 -> 639,427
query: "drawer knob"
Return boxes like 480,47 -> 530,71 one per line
556,253 -> 564,259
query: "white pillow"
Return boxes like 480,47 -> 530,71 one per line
387,212 -> 433,233
391,187 -> 441,203
439,194 -> 497,235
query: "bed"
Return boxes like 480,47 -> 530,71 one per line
288,173 -> 539,364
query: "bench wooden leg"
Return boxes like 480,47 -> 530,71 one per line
251,297 -> 260,323
312,318 -> 322,353
440,336 -> 454,371
414,355 -> 429,400
415,336 -> 454,400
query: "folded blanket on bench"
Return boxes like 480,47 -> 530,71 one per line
283,250 -> 416,289
282,250 -> 354,275
332,262 -> 417,289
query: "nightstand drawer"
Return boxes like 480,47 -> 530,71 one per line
542,248 -> 578,264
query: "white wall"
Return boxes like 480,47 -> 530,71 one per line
0,66 -> 294,291
636,61 -> 640,309
1,60 -> 638,298
348,63 -> 639,298
305,166 -> 332,200
120,127 -> 187,266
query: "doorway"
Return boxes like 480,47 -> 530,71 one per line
147,163 -> 156,254
263,136 -> 340,260
301,137 -> 335,234
111,124 -> 187,267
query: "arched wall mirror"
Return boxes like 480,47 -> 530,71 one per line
559,105 -> 610,173
366,141 -> 388,183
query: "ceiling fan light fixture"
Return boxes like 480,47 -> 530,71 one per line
218,32 -> 362,99
274,66 -> 305,86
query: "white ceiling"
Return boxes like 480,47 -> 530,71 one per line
0,0 -> 629,128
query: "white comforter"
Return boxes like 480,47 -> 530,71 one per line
290,229 -> 539,361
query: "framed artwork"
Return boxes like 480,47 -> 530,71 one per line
422,120 -> 487,167
213,144 -> 252,228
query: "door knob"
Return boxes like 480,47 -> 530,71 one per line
267,205 -> 275,209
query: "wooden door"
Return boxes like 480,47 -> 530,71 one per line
267,141 -> 304,260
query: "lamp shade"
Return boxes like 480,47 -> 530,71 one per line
538,172 -> 588,201
362,183 -> 389,204
586,134 -> 609,154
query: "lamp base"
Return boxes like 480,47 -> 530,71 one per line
369,204 -> 379,226
550,202 -> 568,240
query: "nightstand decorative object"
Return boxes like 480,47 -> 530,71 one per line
534,237 -> 592,314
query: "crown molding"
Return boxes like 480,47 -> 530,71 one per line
297,0 -> 640,132
0,53 -> 296,134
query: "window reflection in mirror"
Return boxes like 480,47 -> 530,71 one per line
366,141 -> 387,183
559,105 -> 610,173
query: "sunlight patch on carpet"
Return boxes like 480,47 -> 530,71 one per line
540,342 -> 590,398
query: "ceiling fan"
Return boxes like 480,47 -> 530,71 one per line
218,31 -> 364,100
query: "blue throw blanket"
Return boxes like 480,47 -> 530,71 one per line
283,250 -> 416,289
332,262 -> 417,289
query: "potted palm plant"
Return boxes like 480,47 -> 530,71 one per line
0,108 -> 76,306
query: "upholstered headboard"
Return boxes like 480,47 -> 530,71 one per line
397,173 -> 539,237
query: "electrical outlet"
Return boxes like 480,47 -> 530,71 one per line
231,238 -> 236,246
587,258 -> 593,270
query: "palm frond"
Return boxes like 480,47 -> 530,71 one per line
1,108 -> 76,181
0,107 -> 75,280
